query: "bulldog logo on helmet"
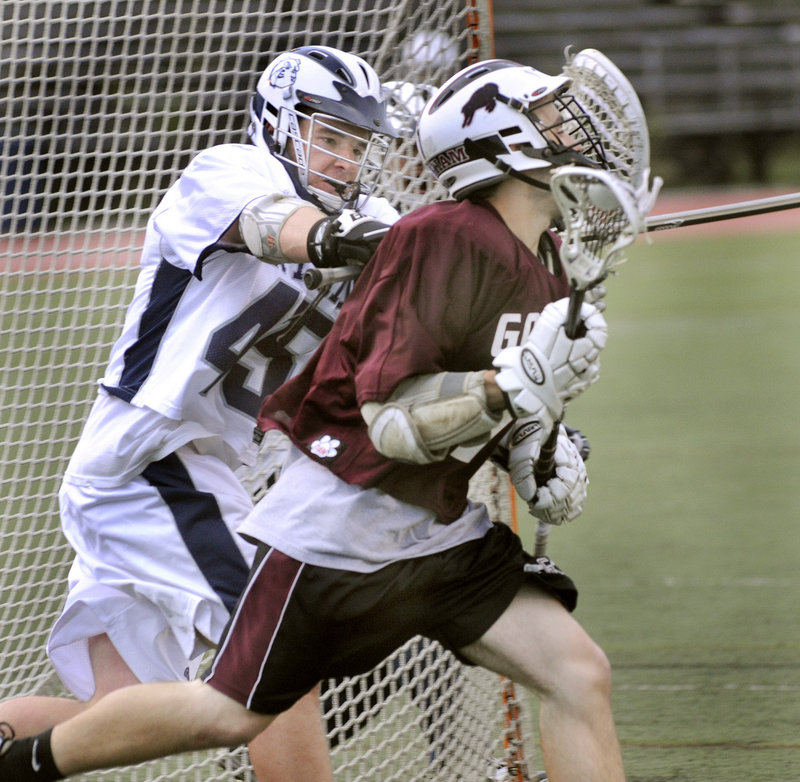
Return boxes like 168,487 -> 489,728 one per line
461,83 -> 499,127
269,56 -> 301,89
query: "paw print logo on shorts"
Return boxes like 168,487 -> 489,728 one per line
310,435 -> 341,458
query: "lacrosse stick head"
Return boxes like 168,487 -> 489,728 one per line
562,48 -> 662,212
551,166 -> 643,290
562,48 -> 649,188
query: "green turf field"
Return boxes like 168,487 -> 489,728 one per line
517,230 -> 800,781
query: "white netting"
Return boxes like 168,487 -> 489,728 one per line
1,1 -> 537,779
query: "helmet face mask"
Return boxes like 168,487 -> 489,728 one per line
283,112 -> 391,210
249,46 -> 398,210
416,60 -> 608,200
527,94 -> 606,167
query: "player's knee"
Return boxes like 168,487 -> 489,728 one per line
579,640 -> 613,697
193,685 -> 273,747
548,634 -> 613,709
197,713 -> 268,748
569,639 -> 613,704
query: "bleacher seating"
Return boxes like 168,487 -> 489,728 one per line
492,0 -> 800,182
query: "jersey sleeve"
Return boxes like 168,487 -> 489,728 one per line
350,206 -> 506,405
151,144 -> 295,275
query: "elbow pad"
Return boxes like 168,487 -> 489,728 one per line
239,194 -> 309,263
361,371 -> 502,464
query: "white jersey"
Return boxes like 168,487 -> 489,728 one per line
66,143 -> 398,488
239,445 -> 490,572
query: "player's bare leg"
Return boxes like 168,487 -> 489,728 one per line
1,633 -> 333,782
48,679 -> 271,775
0,634 -> 138,735
248,685 -> 333,782
459,584 -> 626,782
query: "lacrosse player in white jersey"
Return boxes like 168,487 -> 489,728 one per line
0,45 -> 400,781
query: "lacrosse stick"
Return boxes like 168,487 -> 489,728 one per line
529,47 -> 662,553
562,47 -> 659,204
531,168 -> 645,553
532,165 -> 644,478
303,264 -> 363,290
531,168 -> 644,554
645,190 -> 800,232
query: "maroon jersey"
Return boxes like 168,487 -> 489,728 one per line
258,198 -> 570,522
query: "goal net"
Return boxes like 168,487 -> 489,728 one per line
0,1 -> 538,779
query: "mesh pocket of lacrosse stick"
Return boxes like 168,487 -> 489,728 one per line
550,165 -> 644,290
562,47 -> 650,191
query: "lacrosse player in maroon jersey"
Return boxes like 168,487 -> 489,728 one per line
1,59 -> 625,782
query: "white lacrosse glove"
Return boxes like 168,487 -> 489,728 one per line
307,209 -> 391,268
507,422 -> 588,525
530,297 -> 608,402
493,338 -> 562,434
503,414 -> 549,500
493,297 -> 608,420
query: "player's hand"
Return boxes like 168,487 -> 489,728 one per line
529,297 -> 607,402
493,339 -> 563,431
510,423 -> 588,525
307,209 -> 391,268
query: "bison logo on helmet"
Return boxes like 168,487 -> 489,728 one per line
461,83 -> 499,127
269,56 -> 301,89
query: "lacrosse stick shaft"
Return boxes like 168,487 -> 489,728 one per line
533,519 -> 551,558
532,286 -> 586,490
645,191 -> 800,232
303,264 -> 362,290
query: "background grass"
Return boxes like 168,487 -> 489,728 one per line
517,229 -> 800,781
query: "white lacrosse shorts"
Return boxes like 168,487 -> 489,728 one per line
49,445 -> 256,700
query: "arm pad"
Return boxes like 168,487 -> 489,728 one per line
239,194 -> 310,263
361,371 -> 502,464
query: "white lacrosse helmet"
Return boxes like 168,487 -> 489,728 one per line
249,46 -> 399,209
416,59 -> 609,200
383,81 -> 436,138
